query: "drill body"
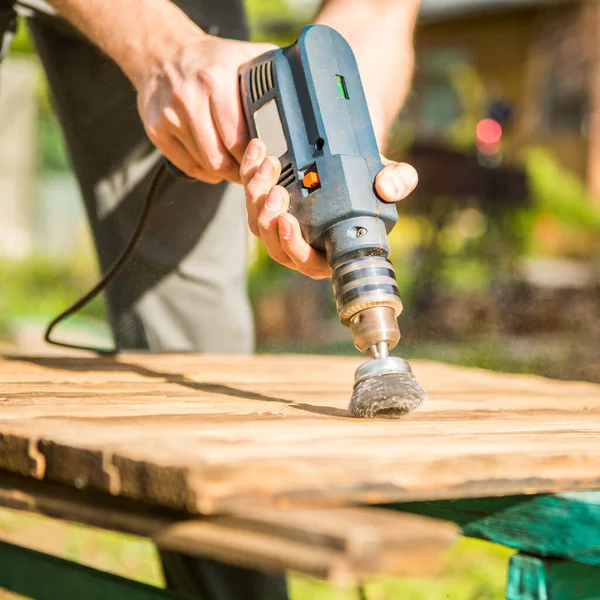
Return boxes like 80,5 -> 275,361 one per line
239,24 -> 404,360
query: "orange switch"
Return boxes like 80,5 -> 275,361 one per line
302,171 -> 320,189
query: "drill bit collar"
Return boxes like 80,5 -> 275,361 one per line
354,356 -> 413,385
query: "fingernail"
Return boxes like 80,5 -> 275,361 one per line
265,188 -> 282,211
258,157 -> 273,177
279,214 -> 293,239
247,140 -> 260,159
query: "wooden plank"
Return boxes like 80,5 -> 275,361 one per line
506,553 -> 600,600
0,472 -> 458,581
0,471 -> 179,537
0,540 -> 184,600
155,511 -> 456,581
1,353 -> 600,513
397,492 -> 600,565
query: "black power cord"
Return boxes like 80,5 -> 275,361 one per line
44,161 -> 168,355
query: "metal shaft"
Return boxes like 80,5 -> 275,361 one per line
370,341 -> 390,360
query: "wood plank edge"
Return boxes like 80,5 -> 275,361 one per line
0,472 -> 457,581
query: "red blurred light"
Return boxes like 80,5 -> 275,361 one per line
476,118 -> 502,145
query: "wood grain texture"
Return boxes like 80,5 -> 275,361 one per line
0,472 -> 457,581
1,353 -> 600,514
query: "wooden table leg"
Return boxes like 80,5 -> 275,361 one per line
507,553 -> 600,600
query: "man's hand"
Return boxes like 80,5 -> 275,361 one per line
240,140 -> 418,279
236,0 -> 421,279
45,0 -> 276,184
137,35 -> 276,183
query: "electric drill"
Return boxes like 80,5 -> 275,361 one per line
239,25 -> 427,417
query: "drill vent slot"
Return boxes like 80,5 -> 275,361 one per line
277,163 -> 296,189
250,60 -> 274,103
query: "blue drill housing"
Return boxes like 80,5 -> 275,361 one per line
239,24 -> 399,266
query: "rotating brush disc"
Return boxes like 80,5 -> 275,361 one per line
349,357 -> 427,418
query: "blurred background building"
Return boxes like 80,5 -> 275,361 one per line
1,0 -> 599,383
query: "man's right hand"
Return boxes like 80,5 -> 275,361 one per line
136,34 -> 276,184
44,0 -> 276,184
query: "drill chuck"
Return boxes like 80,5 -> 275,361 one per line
332,255 -> 403,357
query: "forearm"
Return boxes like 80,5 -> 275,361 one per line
45,0 -> 204,86
314,0 -> 420,147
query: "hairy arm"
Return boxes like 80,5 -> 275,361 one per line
44,0 -> 199,86
314,0 -> 421,148
45,0 -> 275,182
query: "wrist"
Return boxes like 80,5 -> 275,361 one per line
366,45 -> 414,150
127,14 -> 208,89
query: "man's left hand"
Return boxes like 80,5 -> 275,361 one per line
240,139 -> 418,279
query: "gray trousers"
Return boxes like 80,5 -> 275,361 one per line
14,0 -> 255,353
1,1 -> 287,598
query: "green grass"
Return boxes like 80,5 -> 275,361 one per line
0,254 -> 108,346
0,508 -> 511,600
291,537 -> 511,599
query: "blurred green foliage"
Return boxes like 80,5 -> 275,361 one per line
8,17 -> 33,54
383,53 -> 600,304
248,244 -> 290,295
246,0 -> 311,45
291,539 -> 510,600
38,110 -> 71,172
524,147 -> 600,228
0,255 -> 104,339
517,146 -> 600,257
8,18 -> 71,173
445,64 -> 487,151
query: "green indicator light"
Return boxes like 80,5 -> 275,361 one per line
336,74 -> 349,99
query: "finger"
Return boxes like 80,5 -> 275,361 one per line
173,85 -> 240,182
278,213 -> 332,279
147,129 -> 221,183
257,185 -> 296,269
240,139 -> 267,186
164,105 -> 210,172
210,83 -> 249,164
375,162 -> 419,203
147,118 -> 201,177
245,155 -> 281,236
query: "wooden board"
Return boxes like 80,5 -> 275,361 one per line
0,472 -> 457,581
1,353 -> 599,514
